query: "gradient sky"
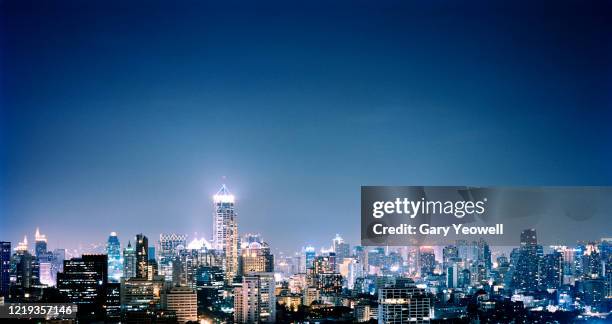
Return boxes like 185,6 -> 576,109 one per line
1,0 -> 611,254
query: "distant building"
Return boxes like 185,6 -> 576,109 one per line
123,241 -> 137,279
163,286 -> 198,323
540,252 -> 563,289
332,234 -> 350,265
303,286 -> 320,306
34,228 -> 47,259
304,246 -> 316,271
442,245 -> 459,271
11,243 -> 36,289
420,247 -> 436,276
378,279 -> 431,324
240,241 -> 274,275
121,276 -> 164,313
446,264 -> 458,288
581,279 -> 605,311
512,229 -> 542,292
158,233 -> 187,280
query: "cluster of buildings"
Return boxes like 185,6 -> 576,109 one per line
1,185 -> 611,323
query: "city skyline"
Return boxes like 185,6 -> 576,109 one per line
2,0 -> 611,253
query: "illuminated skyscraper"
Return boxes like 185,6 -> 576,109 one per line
442,245 -> 459,271
123,241 -> 137,279
540,251 -> 563,289
106,232 -> 123,283
240,241 -> 274,275
420,247 -> 436,276
332,234 -> 350,261
158,233 -> 187,281
212,184 -> 238,282
512,229 -> 541,292
11,237 -> 35,289
135,234 -> 149,279
303,246 -> 316,271
35,227 -> 47,259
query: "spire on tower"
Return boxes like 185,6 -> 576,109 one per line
35,227 -> 47,242
214,184 -> 235,203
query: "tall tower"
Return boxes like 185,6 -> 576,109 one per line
106,232 -> 123,283
212,184 -> 239,282
35,227 -> 48,259
123,241 -> 136,279
135,234 -> 149,279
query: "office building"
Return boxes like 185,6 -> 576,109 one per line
212,184 -> 239,282
164,286 -> 198,323
57,254 -> 108,321
123,241 -> 137,279
34,228 -> 47,259
240,241 -> 274,275
107,232 -> 123,283
135,234 -> 149,279
378,279 -> 431,324
234,272 -> 276,323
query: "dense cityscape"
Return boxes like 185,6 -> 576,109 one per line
1,185 -> 610,323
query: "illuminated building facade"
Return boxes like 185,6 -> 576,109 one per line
212,184 -> 239,282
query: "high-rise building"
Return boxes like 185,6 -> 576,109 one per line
368,247 -> 385,269
121,277 -> 165,313
378,279 -> 431,324
540,252 -> 563,289
195,265 -> 224,313
135,234 -> 149,279
520,229 -> 537,246
442,245 -> 458,271
163,286 -> 198,323
581,278 -> 606,311
478,239 -> 492,272
420,247 -> 436,276
34,228 -> 48,259
123,241 -> 137,279
234,272 -> 276,323
106,232 -> 123,283
106,282 -> 121,321
0,242 -> 10,297
354,246 -> 368,275
57,254 -> 108,321
332,234 -> 350,264
212,184 -> 239,282
446,264 -> 458,288
11,246 -> 35,289
303,246 -> 316,271
512,229 -> 541,292
240,241 -> 274,275
581,242 -> 602,279
158,233 -> 187,281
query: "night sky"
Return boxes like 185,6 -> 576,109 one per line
1,0 -> 611,253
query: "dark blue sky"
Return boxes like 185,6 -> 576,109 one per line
1,0 -> 610,253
